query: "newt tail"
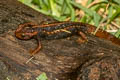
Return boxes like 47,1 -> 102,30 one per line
15,22 -> 120,55
86,24 -> 120,46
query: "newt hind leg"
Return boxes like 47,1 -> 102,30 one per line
77,31 -> 88,44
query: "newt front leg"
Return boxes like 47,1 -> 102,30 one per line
29,36 -> 42,56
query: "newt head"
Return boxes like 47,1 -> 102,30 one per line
15,23 -> 38,40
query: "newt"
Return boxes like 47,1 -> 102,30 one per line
15,22 -> 120,55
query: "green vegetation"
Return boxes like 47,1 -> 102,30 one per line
36,73 -> 48,80
18,0 -> 120,38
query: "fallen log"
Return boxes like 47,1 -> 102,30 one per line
0,0 -> 120,80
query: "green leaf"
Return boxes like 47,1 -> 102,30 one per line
36,73 -> 48,80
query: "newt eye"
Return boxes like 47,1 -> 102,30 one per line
21,33 -> 25,37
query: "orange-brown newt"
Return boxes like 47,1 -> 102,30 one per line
15,22 -> 120,55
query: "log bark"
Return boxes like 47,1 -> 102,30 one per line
0,0 -> 120,80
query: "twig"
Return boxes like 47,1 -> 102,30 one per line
26,56 -> 34,64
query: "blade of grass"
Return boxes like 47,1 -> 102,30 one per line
70,1 -> 101,24
38,0 -> 48,10
49,0 -> 60,17
65,0 -> 75,21
61,1 -> 67,15
93,12 -> 101,26
107,2 -> 120,24
19,0 -> 32,6
107,9 -> 120,24
113,0 -> 120,5
80,15 -> 88,22
86,0 -> 93,6
115,29 -> 120,38
108,6 -> 113,18
70,1 -> 100,17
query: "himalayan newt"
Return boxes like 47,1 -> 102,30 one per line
15,22 -> 120,55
